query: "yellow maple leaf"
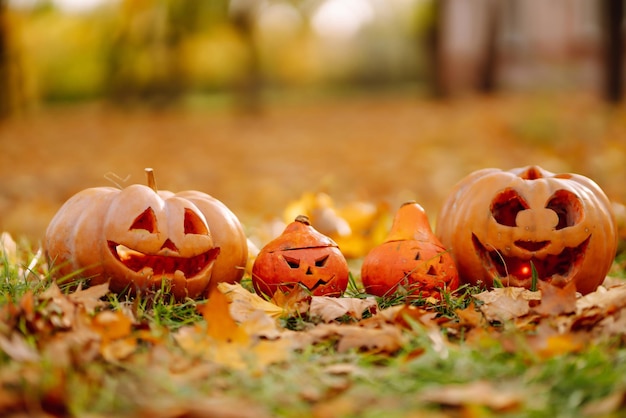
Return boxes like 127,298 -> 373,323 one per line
91,310 -> 133,343
176,289 -> 291,370
199,288 -> 249,345
217,282 -> 283,322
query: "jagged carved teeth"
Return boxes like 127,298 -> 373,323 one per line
471,234 -> 589,283
108,241 -> 220,278
307,278 -> 331,291
279,277 -> 331,292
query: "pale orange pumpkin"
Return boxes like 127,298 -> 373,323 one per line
436,166 -> 617,295
45,169 -> 247,300
251,215 -> 349,297
361,201 -> 459,299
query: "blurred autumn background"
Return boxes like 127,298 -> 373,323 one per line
1,0 -> 625,246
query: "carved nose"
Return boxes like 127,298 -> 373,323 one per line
160,239 -> 179,252
515,209 -> 559,232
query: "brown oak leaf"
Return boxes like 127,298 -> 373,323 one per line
474,287 -> 541,322
309,296 -> 377,323
532,281 -> 577,317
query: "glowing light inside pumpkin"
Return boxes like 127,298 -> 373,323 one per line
518,263 -> 531,279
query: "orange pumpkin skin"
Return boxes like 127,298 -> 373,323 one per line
361,202 -> 459,299
252,216 -> 349,297
45,179 -> 247,300
436,166 -> 617,295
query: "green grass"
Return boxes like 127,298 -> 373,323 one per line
2,245 -> 626,417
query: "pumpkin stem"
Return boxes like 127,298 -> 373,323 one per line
385,201 -> 435,242
519,166 -> 544,180
145,168 -> 158,192
295,215 -> 311,225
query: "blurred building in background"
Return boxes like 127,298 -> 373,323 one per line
436,0 -> 618,96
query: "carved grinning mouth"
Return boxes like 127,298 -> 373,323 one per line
471,234 -> 590,284
305,277 -> 332,291
108,241 -> 220,278
276,277 -> 333,292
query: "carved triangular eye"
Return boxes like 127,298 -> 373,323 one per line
546,190 -> 583,230
415,251 -> 421,261
184,209 -> 208,235
315,255 -> 329,267
130,207 -> 158,233
491,188 -> 529,227
283,256 -> 300,269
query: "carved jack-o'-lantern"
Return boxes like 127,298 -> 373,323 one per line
252,215 -> 349,297
45,169 -> 247,300
436,166 -> 617,295
361,201 -> 459,299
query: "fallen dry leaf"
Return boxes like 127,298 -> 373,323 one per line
582,390 -> 626,416
91,310 -> 133,343
0,333 -> 40,362
38,282 -> 78,330
576,283 -> 626,315
297,323 -> 405,354
101,337 -> 138,362
270,286 -> 312,317
526,322 -> 585,358
420,380 -> 523,411
136,395 -> 272,418
532,281 -> 577,317
217,282 -> 283,322
455,301 -> 484,328
309,296 -> 378,323
387,305 -> 440,330
474,287 -> 542,322
0,232 -> 17,265
238,308 -> 283,340
67,282 -> 110,314
199,289 -> 249,345
175,289 -> 291,370
337,325 -> 404,353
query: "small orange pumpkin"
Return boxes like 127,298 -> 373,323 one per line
251,215 -> 349,297
45,169 -> 248,300
436,166 -> 617,295
361,201 -> 459,299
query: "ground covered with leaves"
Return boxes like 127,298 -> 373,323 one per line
1,233 -> 626,417
2,93 -> 626,417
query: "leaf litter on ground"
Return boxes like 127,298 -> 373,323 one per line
3,233 -> 626,415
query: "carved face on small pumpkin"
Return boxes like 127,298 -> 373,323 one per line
45,170 -> 248,300
252,215 -> 349,297
436,166 -> 617,295
362,202 -> 459,299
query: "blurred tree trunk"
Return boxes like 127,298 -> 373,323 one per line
107,0 -> 231,106
0,0 -> 13,117
106,0 -> 187,105
602,0 -> 624,103
477,0 -> 500,93
230,1 -> 262,113
424,0 -> 448,98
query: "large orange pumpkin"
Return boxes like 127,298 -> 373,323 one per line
45,169 -> 247,300
361,201 -> 459,299
251,215 -> 349,297
436,166 -> 617,295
